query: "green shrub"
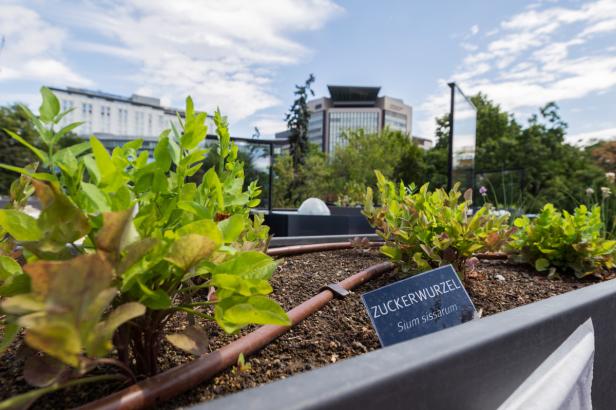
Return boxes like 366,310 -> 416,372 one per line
0,88 -> 289,407
509,204 -> 616,277
364,171 -> 511,278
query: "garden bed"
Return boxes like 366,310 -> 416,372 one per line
0,248 -> 603,409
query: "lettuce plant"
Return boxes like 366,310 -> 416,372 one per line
364,171 -> 511,278
509,204 -> 616,278
0,88 -> 289,407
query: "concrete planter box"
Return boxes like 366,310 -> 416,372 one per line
195,278 -> 616,410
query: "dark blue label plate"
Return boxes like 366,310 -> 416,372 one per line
361,264 -> 476,347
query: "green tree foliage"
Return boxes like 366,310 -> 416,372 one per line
330,128 -> 427,197
285,74 -> 315,168
272,129 -> 427,208
0,103 -> 84,195
427,94 -> 605,211
273,144 -> 332,207
0,105 -> 39,194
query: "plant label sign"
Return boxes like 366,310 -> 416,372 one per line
361,265 -> 476,347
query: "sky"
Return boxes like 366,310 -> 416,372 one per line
1,0 -> 616,145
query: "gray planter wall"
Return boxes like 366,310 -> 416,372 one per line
197,279 -> 616,410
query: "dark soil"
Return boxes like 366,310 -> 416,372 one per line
0,249 -> 602,409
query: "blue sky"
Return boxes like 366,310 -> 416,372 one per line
1,0 -> 616,144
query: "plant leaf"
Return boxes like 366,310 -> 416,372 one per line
32,180 -> 90,244
218,214 -> 245,243
86,302 -> 145,357
165,326 -> 209,356
212,251 -> 278,280
165,234 -> 218,271
23,353 -> 70,387
0,256 -> 22,280
221,295 -> 290,328
535,258 -> 550,272
0,210 -> 42,241
95,208 -> 137,256
0,322 -> 19,355
39,87 -> 60,123
20,318 -> 82,367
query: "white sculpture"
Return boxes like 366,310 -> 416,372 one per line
297,198 -> 330,216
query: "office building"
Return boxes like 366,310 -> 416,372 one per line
276,85 -> 413,153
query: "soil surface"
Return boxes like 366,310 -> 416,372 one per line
0,249 -> 602,409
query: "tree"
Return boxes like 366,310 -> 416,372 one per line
425,94 -> 605,211
329,128 -> 426,199
285,74 -> 315,168
588,140 -> 616,172
272,144 -> 333,207
0,104 -> 40,194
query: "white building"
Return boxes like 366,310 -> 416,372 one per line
49,87 -> 215,154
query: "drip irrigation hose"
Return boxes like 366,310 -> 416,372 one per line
78,242 -> 394,410
266,241 -> 381,257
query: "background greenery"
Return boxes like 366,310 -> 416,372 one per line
1,93 -> 613,213
272,93 -> 610,212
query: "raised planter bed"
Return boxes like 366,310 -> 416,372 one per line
1,246 -> 607,409
202,274 -> 616,410
264,210 -> 373,237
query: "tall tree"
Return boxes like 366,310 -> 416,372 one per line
0,104 -> 39,194
285,74 -> 315,168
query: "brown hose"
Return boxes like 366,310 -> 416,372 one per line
78,261 -> 395,410
266,241 -> 381,257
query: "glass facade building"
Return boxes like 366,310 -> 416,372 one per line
327,110 -> 380,152
384,110 -> 408,133
278,86 -> 414,154
307,111 -> 325,147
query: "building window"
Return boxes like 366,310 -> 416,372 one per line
60,100 -> 74,125
135,112 -> 145,136
118,108 -> 129,135
384,110 -> 408,132
81,103 -> 93,134
100,106 -> 111,133
327,111 -> 379,153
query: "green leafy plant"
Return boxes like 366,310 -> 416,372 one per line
0,87 -> 289,407
232,352 -> 252,374
364,171 -> 511,278
509,204 -> 616,278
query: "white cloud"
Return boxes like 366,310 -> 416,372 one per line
568,127 -> 616,145
0,4 -> 92,87
251,116 -> 288,137
51,0 -> 342,121
416,0 -> 616,140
